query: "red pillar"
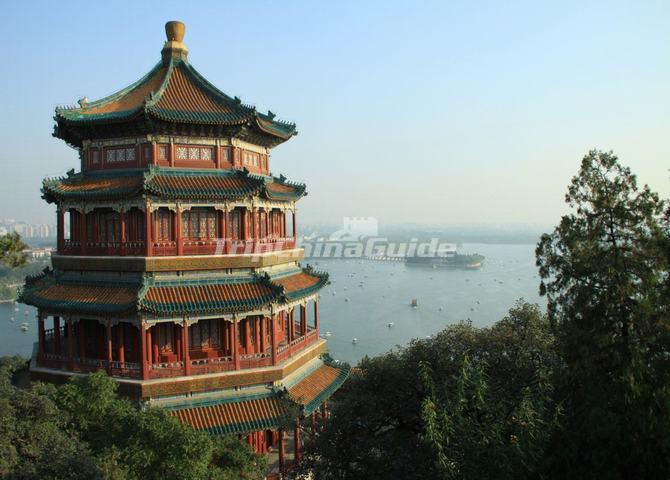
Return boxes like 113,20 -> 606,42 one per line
37,314 -> 45,362
254,317 -> 261,354
57,207 -> 65,253
311,412 -> 317,433
223,207 -> 229,254
140,325 -> 148,380
233,320 -> 240,370
119,209 -> 126,256
176,207 -> 183,256
278,429 -> 285,472
271,314 -> 278,365
144,208 -> 153,256
80,210 -> 88,255
292,208 -> 297,241
182,321 -> 191,376
259,316 -> 266,353
118,323 -> 125,365
53,316 -> 61,355
294,421 -> 302,462
152,326 -> 159,364
321,401 -> 328,421
67,318 -> 74,368
175,323 -> 182,360
146,326 -> 153,366
300,304 -> 307,336
78,320 -> 86,360
314,300 -> 319,332
217,210 -> 224,243
106,321 -> 113,374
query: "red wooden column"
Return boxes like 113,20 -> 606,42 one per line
182,320 -> 191,376
152,327 -> 159,364
313,300 -> 319,332
259,317 -> 266,353
67,318 -> 75,368
106,321 -> 113,374
232,319 -> 240,370
252,207 -> 258,249
145,325 -> 153,369
78,320 -> 86,360
300,304 -> 307,337
278,429 -> 285,472
174,323 -> 182,360
271,314 -> 278,365
311,412 -> 317,433
294,421 -> 302,462
321,401 -> 328,421
144,207 -> 153,256
117,323 -> 125,365
140,324 -> 148,380
254,317 -> 261,353
57,207 -> 65,253
53,316 -> 61,355
80,210 -> 88,255
176,207 -> 183,256
292,208 -> 297,242
119,209 -> 126,256
37,314 -> 45,362
223,207 -> 229,254
245,318 -> 252,354
288,308 -> 294,356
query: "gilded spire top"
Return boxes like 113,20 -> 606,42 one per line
162,21 -> 188,63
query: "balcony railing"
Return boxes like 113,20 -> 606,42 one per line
37,327 -> 320,381
61,239 -> 146,256
60,236 -> 297,257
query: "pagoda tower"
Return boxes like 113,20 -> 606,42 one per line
20,21 -> 347,472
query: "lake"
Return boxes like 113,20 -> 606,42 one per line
0,243 -> 544,365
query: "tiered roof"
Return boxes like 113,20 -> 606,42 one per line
20,267 -> 328,317
168,362 -> 349,434
41,167 -> 306,204
54,27 -> 297,147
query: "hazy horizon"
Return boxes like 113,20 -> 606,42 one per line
2,0 -> 668,226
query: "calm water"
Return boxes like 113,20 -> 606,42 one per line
0,244 -> 544,364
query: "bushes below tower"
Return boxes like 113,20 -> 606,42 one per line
0,361 -> 266,480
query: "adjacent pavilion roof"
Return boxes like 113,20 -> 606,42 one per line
19,267 -> 328,317
167,363 -> 349,434
169,393 -> 292,435
288,363 -> 350,415
41,167 -> 306,204
53,27 -> 297,148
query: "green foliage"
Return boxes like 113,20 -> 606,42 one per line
536,150 -> 670,479
0,367 -> 266,480
0,233 -> 27,269
301,301 -> 557,480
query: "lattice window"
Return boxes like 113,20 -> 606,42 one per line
176,147 -> 188,160
106,147 -> 136,163
90,149 -> 99,165
158,145 -> 168,160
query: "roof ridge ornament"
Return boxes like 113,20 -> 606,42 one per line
162,21 -> 188,64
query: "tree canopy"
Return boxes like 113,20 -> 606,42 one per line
0,233 -> 27,269
536,150 -> 670,478
300,301 -> 558,480
0,364 -> 266,480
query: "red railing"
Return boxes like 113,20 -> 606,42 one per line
276,343 -> 291,364
60,240 -> 146,256
153,241 -> 177,256
149,361 -> 184,379
240,352 -> 273,369
190,355 -> 235,374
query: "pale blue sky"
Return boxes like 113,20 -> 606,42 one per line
1,0 -> 668,227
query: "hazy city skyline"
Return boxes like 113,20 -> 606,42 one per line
1,0 -> 668,227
